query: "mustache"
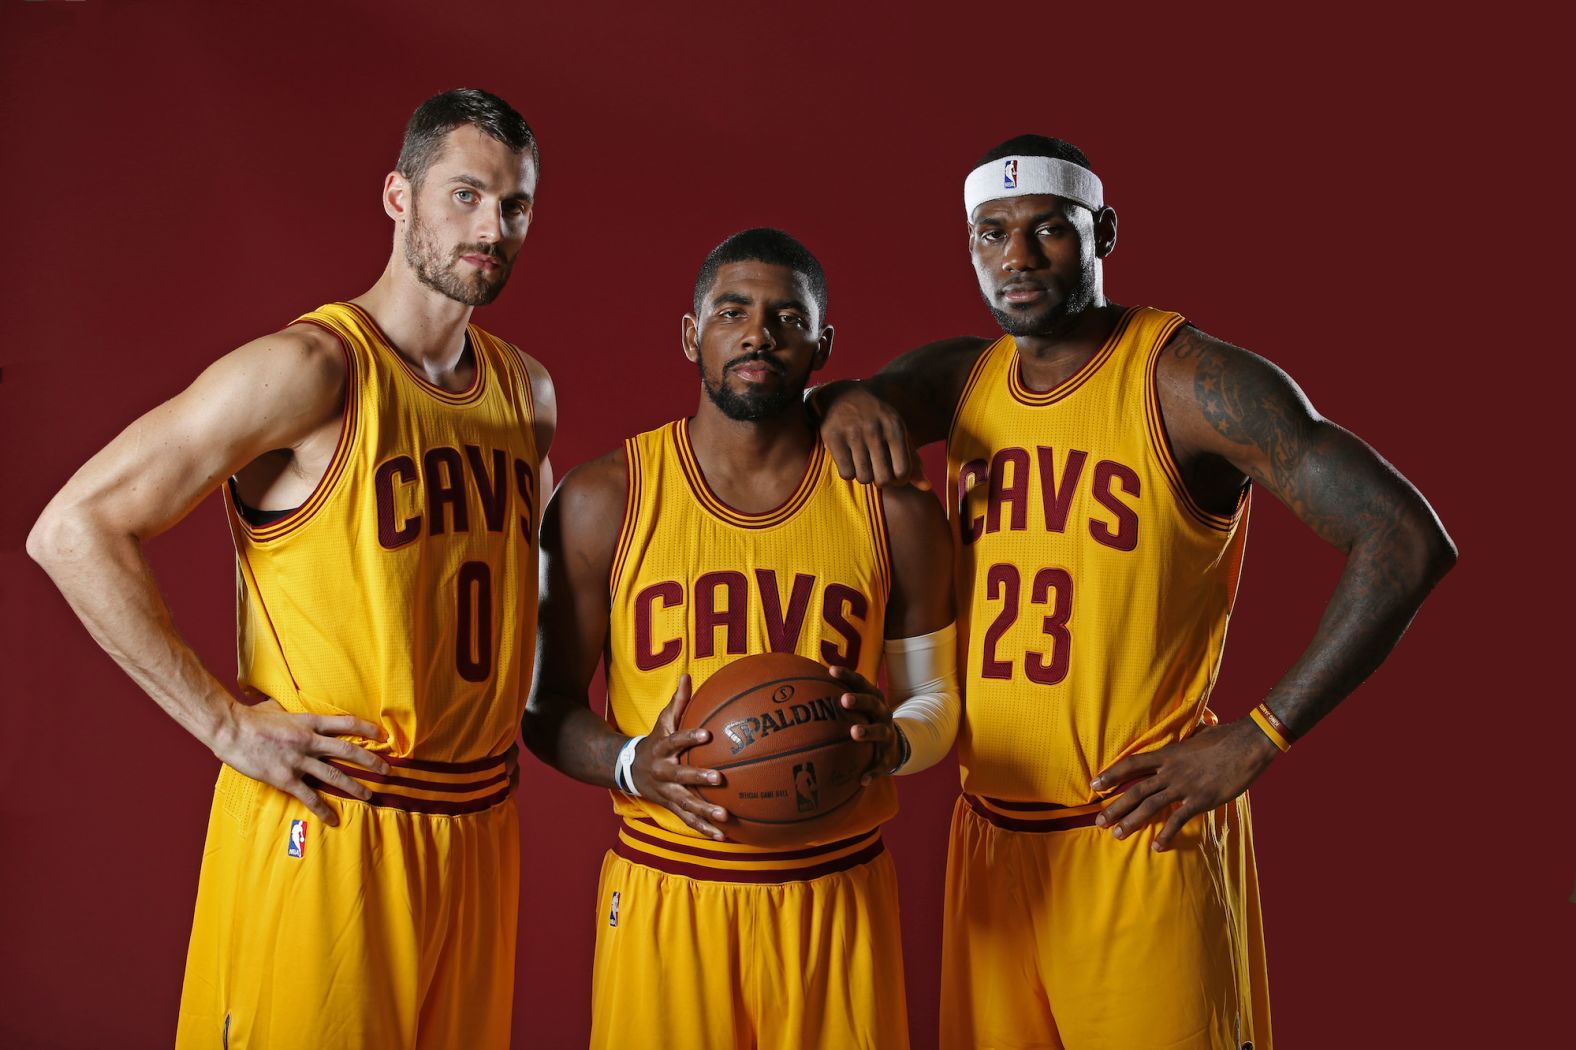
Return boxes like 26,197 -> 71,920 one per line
998,276 -> 1047,294
724,351 -> 786,374
455,243 -> 505,262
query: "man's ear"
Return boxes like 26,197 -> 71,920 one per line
384,172 -> 412,223
1094,206 -> 1118,258
681,314 -> 701,364
812,325 -> 834,373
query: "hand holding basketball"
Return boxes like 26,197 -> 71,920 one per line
629,674 -> 731,841
677,653 -> 876,847
827,665 -> 900,784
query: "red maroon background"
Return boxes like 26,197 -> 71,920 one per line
1,3 -> 1565,1047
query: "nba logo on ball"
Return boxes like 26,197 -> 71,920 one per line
287,819 -> 307,858
1003,158 -> 1018,188
608,891 -> 621,928
793,761 -> 819,813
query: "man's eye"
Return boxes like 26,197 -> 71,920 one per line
455,190 -> 476,203
779,314 -> 806,327
1038,225 -> 1064,237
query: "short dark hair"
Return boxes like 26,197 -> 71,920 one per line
692,228 -> 828,322
396,88 -> 539,189
974,134 -> 1093,172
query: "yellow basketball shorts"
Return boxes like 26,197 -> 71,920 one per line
940,793 -> 1271,1050
175,750 -> 520,1050
590,820 -> 910,1050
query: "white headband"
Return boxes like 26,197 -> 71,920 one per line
964,155 -> 1104,217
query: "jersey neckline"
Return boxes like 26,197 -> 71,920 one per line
671,418 -> 827,530
339,301 -> 487,406
1007,306 -> 1138,407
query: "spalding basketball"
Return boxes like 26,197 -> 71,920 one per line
679,652 -> 874,848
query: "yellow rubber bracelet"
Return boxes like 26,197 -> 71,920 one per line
1249,705 -> 1292,752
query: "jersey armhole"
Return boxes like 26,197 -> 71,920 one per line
945,337 -> 1005,454
229,318 -> 359,544
867,485 -> 893,608
608,438 -> 641,597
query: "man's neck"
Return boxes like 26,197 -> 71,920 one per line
687,402 -> 818,515
1011,301 -> 1124,391
352,267 -> 476,388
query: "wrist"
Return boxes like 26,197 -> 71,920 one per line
886,722 -> 912,775
203,694 -> 245,758
614,734 -> 646,796
804,379 -> 856,419
1247,701 -> 1296,754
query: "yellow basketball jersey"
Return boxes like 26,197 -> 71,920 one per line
607,419 -> 895,857
226,302 -> 540,764
946,307 -> 1249,806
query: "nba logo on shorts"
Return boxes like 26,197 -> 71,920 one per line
608,890 -> 621,927
1003,159 -> 1018,188
287,819 -> 307,858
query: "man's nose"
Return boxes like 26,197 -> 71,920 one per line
1002,229 -> 1044,272
474,203 -> 503,243
741,315 -> 777,352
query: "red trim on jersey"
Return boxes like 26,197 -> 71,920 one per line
228,317 -> 359,543
614,834 -> 885,883
672,418 -> 824,529
1005,307 -> 1135,407
309,768 -> 518,815
619,819 -> 879,863
339,301 -> 488,405
965,794 -> 1100,833
378,744 -> 518,773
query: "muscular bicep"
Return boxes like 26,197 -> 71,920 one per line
880,485 -> 957,638
40,327 -> 345,542
1159,326 -> 1433,553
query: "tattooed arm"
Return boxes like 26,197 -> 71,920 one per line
522,450 -> 730,839
1093,324 -> 1457,849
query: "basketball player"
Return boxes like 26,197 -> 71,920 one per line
27,89 -> 551,1049
524,228 -> 959,1050
813,136 -> 1457,1049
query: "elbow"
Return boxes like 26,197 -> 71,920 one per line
1420,519 -> 1459,587
1432,533 -> 1459,582
518,696 -> 559,765
26,504 -> 76,573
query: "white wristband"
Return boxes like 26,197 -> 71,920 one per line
884,622 -> 960,775
614,734 -> 646,797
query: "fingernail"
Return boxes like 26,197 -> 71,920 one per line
1090,778 -> 1104,789
1111,827 -> 1125,839
1152,843 -> 1163,852
1094,814 -> 1106,827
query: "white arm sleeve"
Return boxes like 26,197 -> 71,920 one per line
884,622 -> 960,775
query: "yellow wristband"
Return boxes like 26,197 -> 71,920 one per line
1249,704 -> 1293,752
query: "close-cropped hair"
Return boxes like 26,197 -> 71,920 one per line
692,228 -> 829,322
396,88 -> 539,188
974,134 -> 1093,172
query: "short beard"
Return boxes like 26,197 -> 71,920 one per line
984,266 -> 1100,338
697,353 -> 803,422
404,201 -> 511,307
